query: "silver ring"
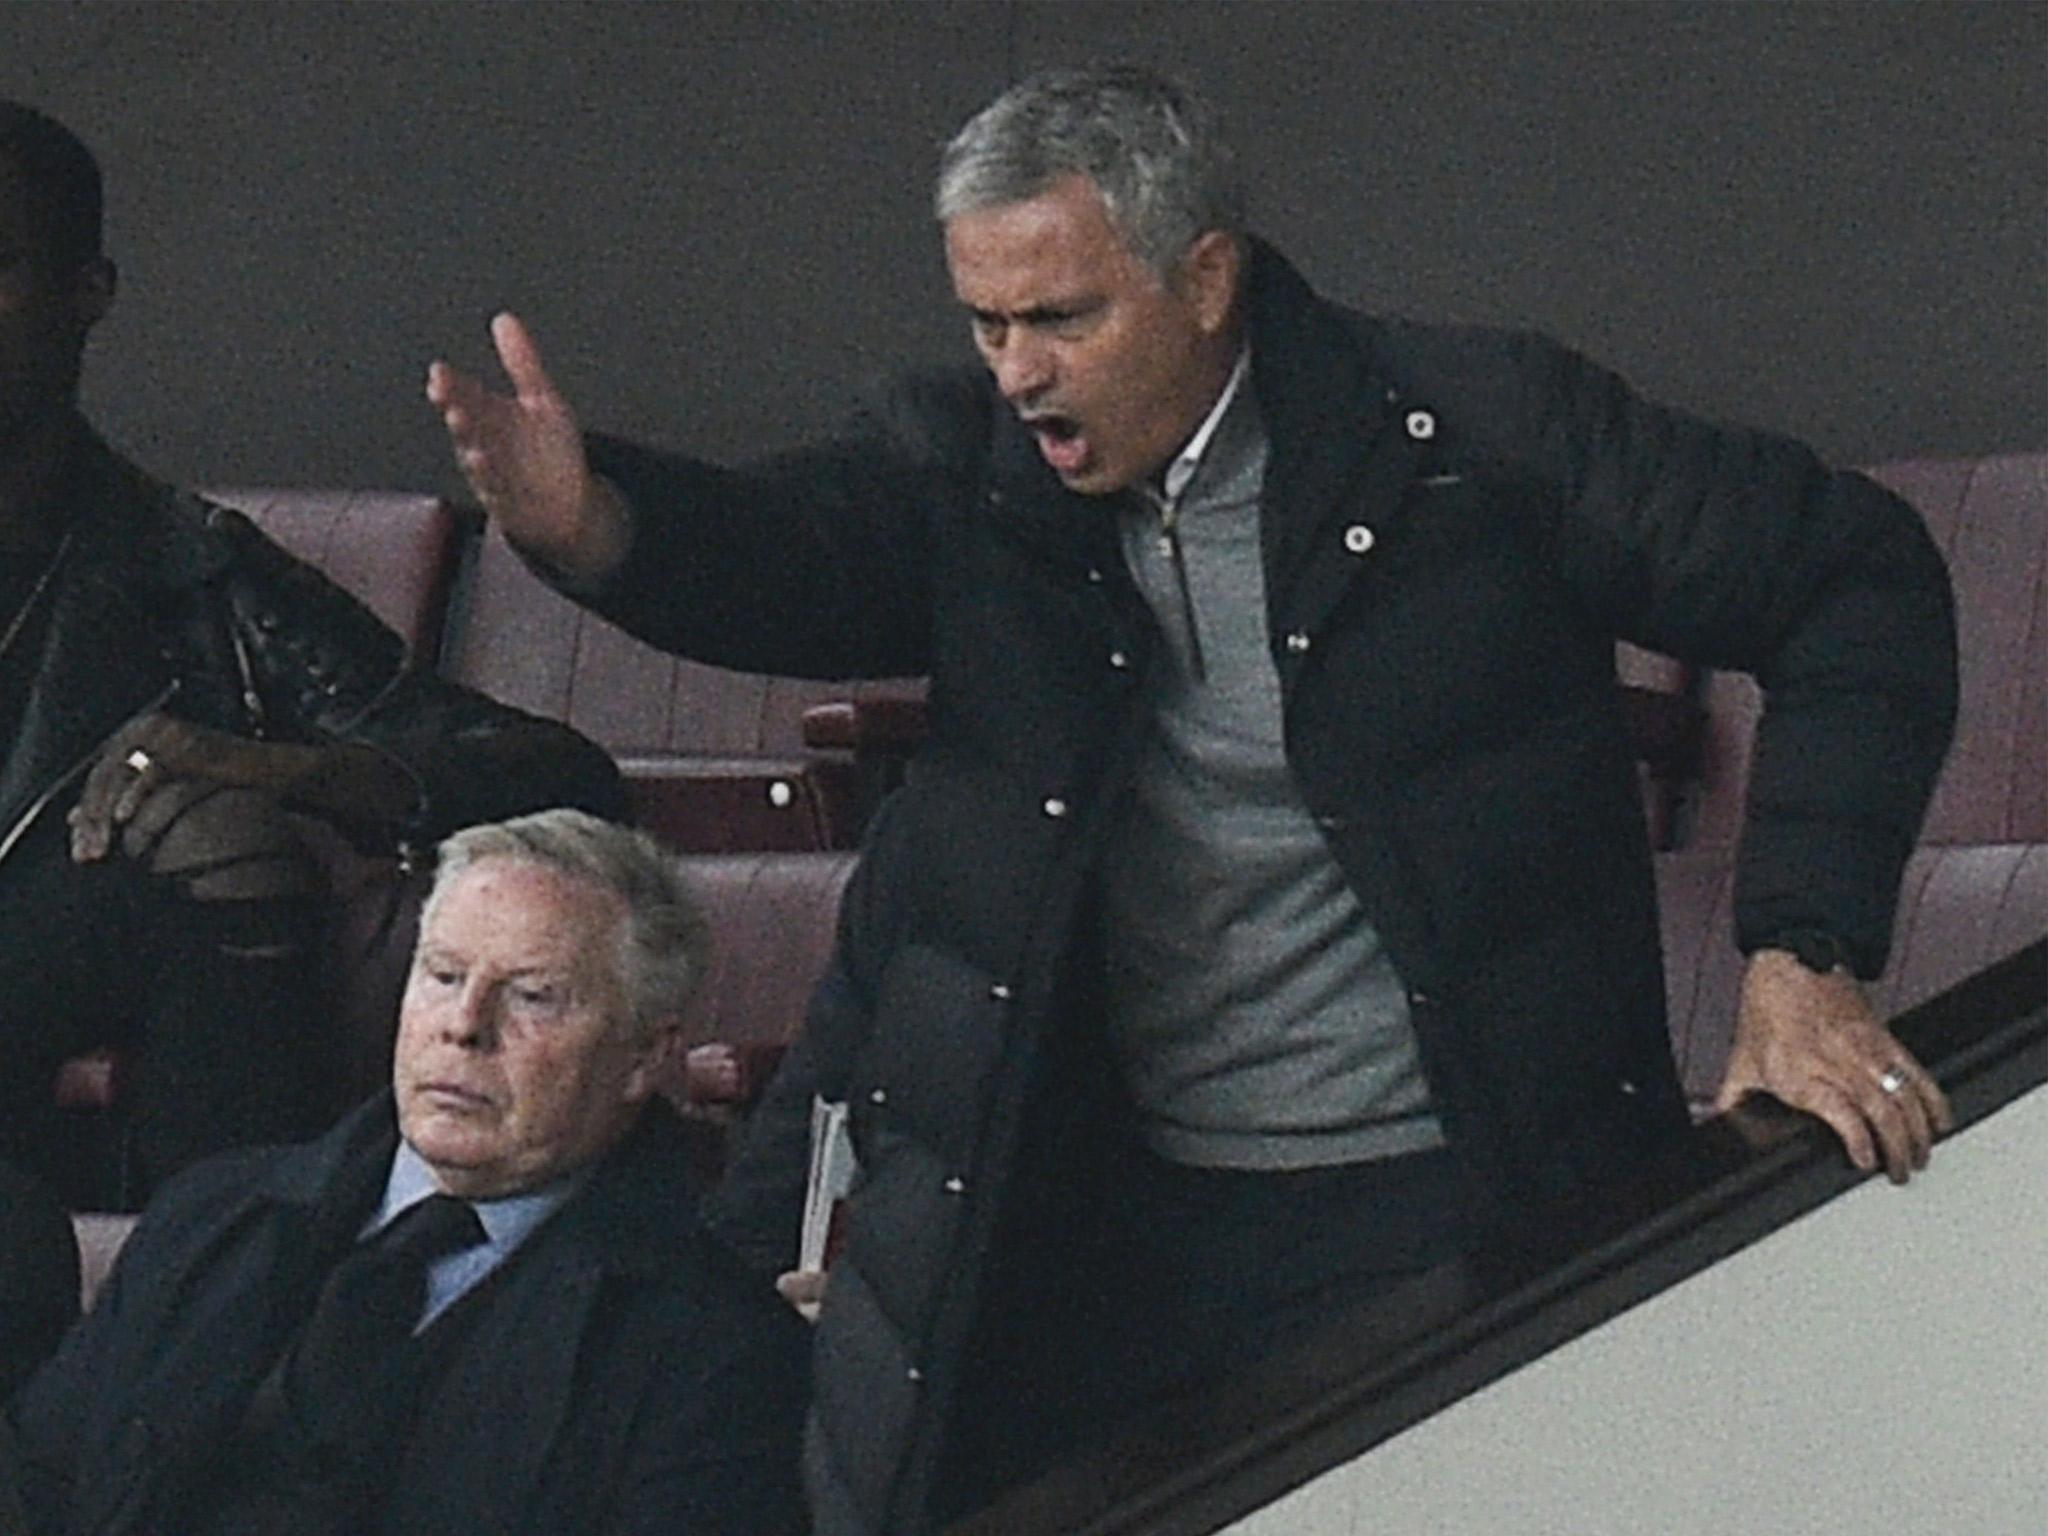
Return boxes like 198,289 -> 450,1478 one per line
123,748 -> 155,775
1878,1067 -> 1909,1096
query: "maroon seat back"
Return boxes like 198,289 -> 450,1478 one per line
669,849 -> 856,1083
444,527 -> 921,851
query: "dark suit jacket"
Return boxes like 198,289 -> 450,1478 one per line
3,1097 -> 809,1536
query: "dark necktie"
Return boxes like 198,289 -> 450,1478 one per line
283,1193 -> 487,1465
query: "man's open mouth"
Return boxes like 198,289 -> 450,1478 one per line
1025,413 -> 1090,474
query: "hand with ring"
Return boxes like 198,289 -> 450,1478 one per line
68,713 -> 322,903
1715,947 -> 1952,1182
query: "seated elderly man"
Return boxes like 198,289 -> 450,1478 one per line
2,808 -> 809,1536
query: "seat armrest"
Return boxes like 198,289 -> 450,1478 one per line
800,696 -> 930,755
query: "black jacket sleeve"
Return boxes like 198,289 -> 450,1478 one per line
576,371 -> 989,682
1418,325 -> 1959,975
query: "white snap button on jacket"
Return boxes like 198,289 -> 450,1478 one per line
1042,797 -> 1068,818
1343,524 -> 1375,554
766,779 -> 794,808
1284,631 -> 1311,654
1405,409 -> 1436,441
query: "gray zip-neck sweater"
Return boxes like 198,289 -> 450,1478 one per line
1101,377 -> 1443,1170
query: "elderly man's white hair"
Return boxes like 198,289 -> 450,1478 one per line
425,809 -> 710,1041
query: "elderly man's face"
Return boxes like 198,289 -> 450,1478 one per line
945,173 -> 1239,496
394,857 -> 669,1199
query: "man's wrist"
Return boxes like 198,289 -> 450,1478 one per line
1758,929 -> 1856,977
514,476 -> 633,595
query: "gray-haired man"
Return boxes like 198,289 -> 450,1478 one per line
429,65 -> 1955,1532
6,809 -> 808,1535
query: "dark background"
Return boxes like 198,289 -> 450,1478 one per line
5,0 -> 2042,493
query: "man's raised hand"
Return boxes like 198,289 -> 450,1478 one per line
426,313 -> 630,585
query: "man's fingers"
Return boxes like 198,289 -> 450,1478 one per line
68,756 -> 128,860
491,311 -> 557,405
1901,1052 -> 1954,1134
1800,1080 -> 1879,1174
118,775 -> 215,854
426,362 -> 480,428
427,362 -> 503,442
71,733 -> 169,859
1858,1075 -> 1921,1184
1868,1058 -> 1940,1176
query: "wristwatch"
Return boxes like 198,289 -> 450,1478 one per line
1765,929 -> 1855,976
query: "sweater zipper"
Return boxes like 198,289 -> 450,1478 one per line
1146,489 -> 1208,682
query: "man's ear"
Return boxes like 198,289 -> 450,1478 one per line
1175,230 -> 1241,337
70,256 -> 116,328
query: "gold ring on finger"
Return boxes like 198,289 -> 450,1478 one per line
1878,1067 -> 1908,1096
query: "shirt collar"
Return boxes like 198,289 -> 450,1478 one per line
1158,345 -> 1253,509
372,1139 -> 585,1252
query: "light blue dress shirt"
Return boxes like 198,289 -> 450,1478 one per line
366,1141 -> 586,1330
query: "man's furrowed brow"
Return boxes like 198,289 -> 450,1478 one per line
967,298 -> 1101,326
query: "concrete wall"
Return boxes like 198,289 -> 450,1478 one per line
5,0 -> 2042,493
1227,1082 -> 2048,1535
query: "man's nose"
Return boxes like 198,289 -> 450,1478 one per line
442,984 -> 496,1048
992,334 -> 1053,405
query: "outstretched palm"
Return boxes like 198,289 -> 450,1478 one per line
428,313 -> 616,578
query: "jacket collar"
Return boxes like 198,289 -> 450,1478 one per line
0,433 -> 237,850
1242,240 -> 1436,627
254,1093 -> 708,1280
56,428 -> 235,595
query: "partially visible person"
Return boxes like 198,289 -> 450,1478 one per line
428,65 -> 1956,1532
0,1161 -> 74,1401
0,100 -> 623,1199
5,807 -> 809,1536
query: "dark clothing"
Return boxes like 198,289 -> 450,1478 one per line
0,431 -> 624,1196
932,1139 -> 1479,1518
0,807 -> 323,1198
578,243 -> 1957,1532
4,1096 -> 810,1536
0,1161 -> 75,1402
